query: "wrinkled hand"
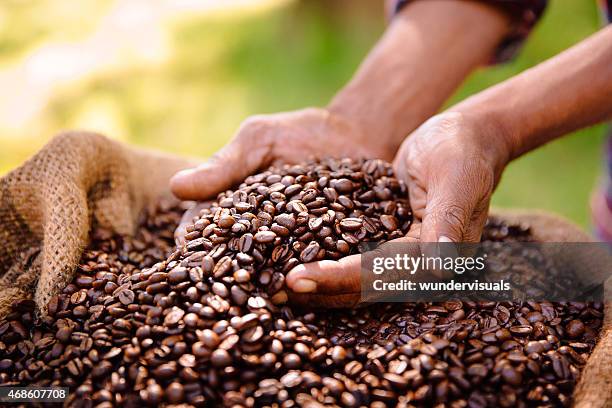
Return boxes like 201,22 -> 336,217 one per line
286,112 -> 509,307
170,108 -> 391,201
393,112 -> 507,243
170,107 -> 397,306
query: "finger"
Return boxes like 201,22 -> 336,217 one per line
406,221 -> 421,241
170,120 -> 274,200
286,255 -> 361,295
419,171 -> 478,244
285,232 -> 422,299
464,198 -> 490,243
393,154 -> 427,221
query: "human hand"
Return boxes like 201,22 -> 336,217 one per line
393,112 -> 509,243
170,107 -> 392,201
285,112 -> 510,307
171,107 -> 393,246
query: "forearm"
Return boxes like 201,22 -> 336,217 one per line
328,0 -> 510,157
453,26 -> 612,165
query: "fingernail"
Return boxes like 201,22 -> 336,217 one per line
437,235 -> 458,269
292,279 -> 317,293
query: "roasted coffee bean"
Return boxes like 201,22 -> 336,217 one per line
213,256 -> 232,278
274,214 -> 296,231
218,215 -> 236,229
211,349 -> 232,367
0,161 -> 602,408
117,289 -> 135,305
233,269 -> 251,283
199,329 -> 220,348
299,241 -> 320,263
339,217 -> 362,231
330,178 -> 353,193
379,215 -> 398,231
164,307 -> 185,326
254,230 -> 276,244
566,319 -> 586,339
167,267 -> 188,284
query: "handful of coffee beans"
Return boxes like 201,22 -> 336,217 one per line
0,158 -> 602,407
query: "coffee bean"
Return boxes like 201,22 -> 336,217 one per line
91,361 -> 112,378
308,217 -> 323,231
247,296 -> 266,310
70,290 -> 87,305
254,230 -> 277,244
164,307 -> 185,326
166,382 -> 184,403
212,256 -> 231,278
501,364 -> 522,386
211,349 -> 232,367
273,215 -> 294,232
212,282 -> 229,298
510,325 -> 533,336
168,267 -> 188,284
283,354 -> 302,369
566,319 -> 585,339
238,233 -> 254,253
300,241 -> 320,263
380,215 -> 398,231
233,269 -> 251,283
336,240 -> 350,254
339,217 -> 363,231
117,289 -> 135,305
0,161 -> 601,408
330,178 -> 353,193
218,215 -> 236,229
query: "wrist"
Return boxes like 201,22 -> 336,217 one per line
324,104 -> 397,161
327,95 -> 398,160
327,0 -> 511,164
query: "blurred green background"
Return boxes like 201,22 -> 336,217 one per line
0,0 -> 605,228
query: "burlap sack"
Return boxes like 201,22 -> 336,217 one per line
492,210 -> 611,408
0,131 -> 196,317
0,132 -> 609,406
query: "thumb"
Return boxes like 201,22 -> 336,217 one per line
286,255 -> 362,308
286,255 -> 361,295
170,122 -> 274,200
285,233 -> 425,308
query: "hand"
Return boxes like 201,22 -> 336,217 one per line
170,107 -> 393,201
393,112 -> 508,243
286,112 -> 510,307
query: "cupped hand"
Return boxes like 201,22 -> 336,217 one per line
393,111 -> 508,243
170,107 -> 392,201
286,112 -> 510,307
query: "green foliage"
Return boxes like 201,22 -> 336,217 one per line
0,0 -> 605,228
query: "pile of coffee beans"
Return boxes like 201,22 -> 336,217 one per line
0,158 -> 603,407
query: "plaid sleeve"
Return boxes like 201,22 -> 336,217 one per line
389,0 -> 548,63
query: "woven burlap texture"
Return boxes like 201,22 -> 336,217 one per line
0,133 -> 608,406
490,209 -> 611,408
0,131 -> 195,317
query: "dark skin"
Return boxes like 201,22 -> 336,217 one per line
172,1 -> 612,307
